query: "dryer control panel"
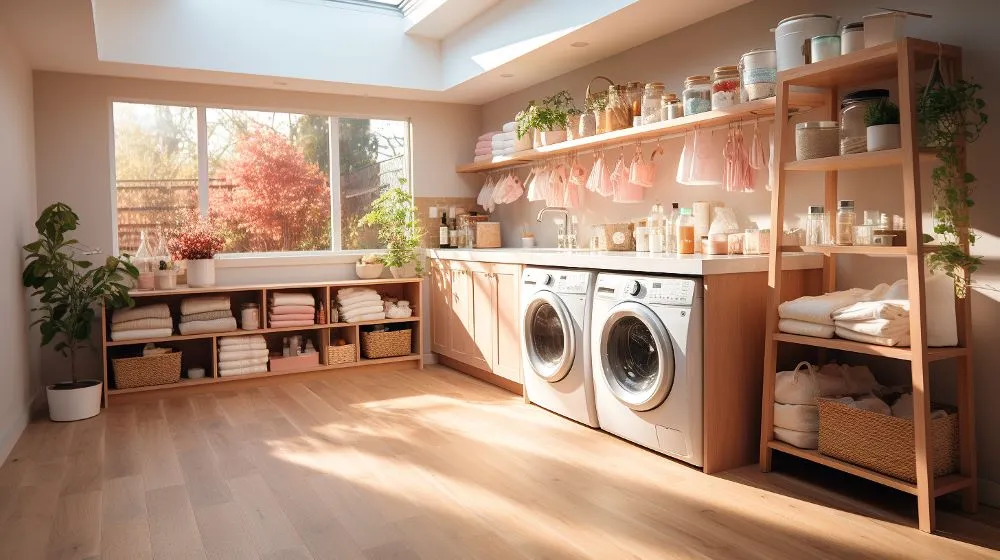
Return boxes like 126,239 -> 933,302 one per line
646,279 -> 697,306
595,276 -> 697,306
524,269 -> 591,295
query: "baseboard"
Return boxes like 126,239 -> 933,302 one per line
979,478 -> 1000,508
423,352 -> 438,365
437,354 -> 523,396
0,387 -> 42,465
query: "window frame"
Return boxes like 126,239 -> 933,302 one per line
109,97 -> 413,264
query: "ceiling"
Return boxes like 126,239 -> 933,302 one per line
0,0 -> 750,105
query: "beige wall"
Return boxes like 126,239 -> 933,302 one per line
481,0 -> 1000,501
0,24 -> 39,462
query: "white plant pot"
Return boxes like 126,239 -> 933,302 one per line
539,129 -> 568,146
47,380 -> 102,422
186,258 -> 216,287
867,124 -> 901,152
390,261 -> 418,279
355,262 -> 384,279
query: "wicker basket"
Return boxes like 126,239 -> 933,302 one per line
597,223 -> 636,251
361,329 -> 412,359
328,344 -> 357,365
817,398 -> 959,483
112,351 -> 182,389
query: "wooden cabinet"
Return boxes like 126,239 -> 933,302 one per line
429,259 -> 522,388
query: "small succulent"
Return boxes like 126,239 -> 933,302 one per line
865,99 -> 901,127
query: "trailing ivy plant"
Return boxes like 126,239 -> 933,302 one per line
918,78 -> 988,297
358,179 -> 424,274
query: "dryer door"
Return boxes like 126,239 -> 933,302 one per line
523,290 -> 576,383
598,301 -> 675,411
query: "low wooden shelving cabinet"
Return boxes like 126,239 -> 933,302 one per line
100,278 -> 423,405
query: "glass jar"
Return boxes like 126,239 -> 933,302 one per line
805,205 -> 828,245
711,66 -> 741,110
675,208 -> 695,255
739,49 -> 777,101
795,121 -> 840,160
835,200 -> 856,246
606,84 -> 631,131
626,82 -> 643,126
743,228 -> 761,255
810,34 -> 841,63
840,22 -> 864,54
641,82 -> 665,125
840,89 -> 889,154
662,93 -> 683,120
683,75 -> 712,116
241,303 -> 259,331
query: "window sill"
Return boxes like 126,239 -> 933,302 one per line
213,250 -> 382,269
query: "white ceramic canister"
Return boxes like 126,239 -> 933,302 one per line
810,35 -> 841,63
739,49 -> 778,101
863,11 -> 907,48
774,13 -> 839,71
840,22 -> 865,54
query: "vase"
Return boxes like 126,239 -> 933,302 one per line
47,380 -> 102,422
390,261 -> 418,279
867,124 -> 901,152
186,258 -> 216,287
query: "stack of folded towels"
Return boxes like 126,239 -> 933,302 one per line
178,296 -> 238,335
110,303 -> 173,341
335,288 -> 385,323
217,335 -> 268,376
473,130 -> 500,162
269,292 -> 316,328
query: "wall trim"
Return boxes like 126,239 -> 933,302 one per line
0,387 -> 43,465
423,352 -> 438,365
979,478 -> 1000,509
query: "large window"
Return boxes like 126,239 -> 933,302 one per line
112,102 -> 409,255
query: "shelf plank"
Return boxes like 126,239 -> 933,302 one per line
129,277 -> 422,298
455,94 -> 824,173
783,245 -> 907,256
329,317 -> 420,328
108,318 -> 421,346
772,332 -> 968,362
215,364 -> 333,383
108,376 -> 216,395
784,149 -> 937,172
107,332 -> 223,347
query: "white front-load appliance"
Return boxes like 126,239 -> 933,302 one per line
590,273 -> 704,466
521,268 -> 598,427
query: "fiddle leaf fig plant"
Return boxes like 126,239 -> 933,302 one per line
358,179 -> 424,274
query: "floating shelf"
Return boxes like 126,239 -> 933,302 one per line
785,149 -> 937,172
329,317 -> 421,328
772,332 -> 968,362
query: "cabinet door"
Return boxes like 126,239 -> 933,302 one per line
429,262 -> 451,355
471,270 -> 495,370
491,264 -> 522,383
449,268 -> 480,365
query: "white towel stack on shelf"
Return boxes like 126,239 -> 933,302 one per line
335,288 -> 385,323
178,296 -> 238,335
491,131 -> 517,158
217,335 -> 268,376
110,303 -> 173,341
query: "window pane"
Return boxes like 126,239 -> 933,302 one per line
113,102 -> 198,254
207,109 -> 332,253
341,118 -> 409,250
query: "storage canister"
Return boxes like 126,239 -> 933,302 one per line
840,89 -> 889,155
683,75 -> 712,116
774,13 -> 839,71
805,205 -> 828,246
641,82 -> 665,125
626,81 -> 643,126
810,34 -> 841,63
739,49 -> 777,101
662,93 -> 683,120
836,200 -> 856,246
840,22 -> 864,54
606,84 -> 631,131
634,226 -> 650,252
863,11 -> 907,48
711,66 -> 741,110
240,302 -> 259,330
795,121 -> 839,160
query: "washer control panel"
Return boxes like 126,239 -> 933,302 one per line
595,276 -> 697,306
524,270 -> 590,294
646,279 -> 696,306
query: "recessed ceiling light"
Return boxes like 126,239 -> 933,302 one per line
500,73 -> 514,78
571,41 -> 589,48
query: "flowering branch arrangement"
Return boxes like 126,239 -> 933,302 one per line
167,219 -> 224,261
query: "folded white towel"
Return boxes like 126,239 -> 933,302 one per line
819,363 -> 880,394
502,121 -> 516,133
778,288 -> 869,325
217,341 -> 267,351
773,403 -> 819,432
218,357 -> 269,370
478,131 -> 501,141
344,312 -> 386,323
177,317 -> 238,335
270,292 -> 315,307
835,326 -> 909,347
218,335 -> 267,347
180,296 -> 231,316
836,394 -> 892,416
110,328 -> 173,342
218,364 -> 268,377
338,292 -> 382,307
218,348 -> 270,362
773,427 -> 818,449
492,132 -> 515,143
832,300 -> 909,322
834,318 -> 909,339
778,319 -> 835,338
341,303 -> 385,316
112,303 -> 171,324
343,309 -> 386,323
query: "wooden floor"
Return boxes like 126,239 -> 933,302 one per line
2,365 -> 999,560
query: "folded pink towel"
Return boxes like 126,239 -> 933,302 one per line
478,131 -> 500,141
269,305 -> 315,315
476,140 -> 492,150
268,313 -> 314,322
475,147 -> 492,156
268,319 -> 315,328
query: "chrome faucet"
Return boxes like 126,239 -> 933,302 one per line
536,207 -> 571,248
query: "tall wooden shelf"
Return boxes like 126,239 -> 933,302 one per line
759,39 -> 976,533
101,278 -> 423,404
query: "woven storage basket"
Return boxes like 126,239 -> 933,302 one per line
598,223 -> 636,251
361,329 -> 412,359
327,344 -> 357,365
817,398 -> 959,483
112,351 -> 182,389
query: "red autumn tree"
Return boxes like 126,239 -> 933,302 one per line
213,126 -> 331,252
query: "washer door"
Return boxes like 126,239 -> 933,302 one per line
599,301 -> 675,411
523,291 -> 575,383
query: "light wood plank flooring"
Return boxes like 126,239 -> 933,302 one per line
1,365 -> 999,559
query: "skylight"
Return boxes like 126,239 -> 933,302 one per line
326,0 -> 412,12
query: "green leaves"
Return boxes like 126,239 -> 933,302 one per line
357,185 -> 422,271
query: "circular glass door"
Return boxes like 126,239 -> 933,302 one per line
599,301 -> 674,411
523,291 -> 575,382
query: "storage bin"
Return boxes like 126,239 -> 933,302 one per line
269,353 -> 319,372
863,11 -> 906,48
113,351 -> 182,389
795,121 -> 839,160
597,223 -> 636,251
361,329 -> 412,359
328,344 -> 357,365
817,398 -> 959,483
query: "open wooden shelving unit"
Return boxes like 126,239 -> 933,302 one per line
759,38 -> 976,533
101,278 -> 423,404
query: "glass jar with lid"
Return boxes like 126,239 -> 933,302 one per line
662,93 -> 683,120
711,66 -> 741,110
626,81 -> 643,126
805,205 -> 828,245
683,75 -> 712,116
835,200 -> 856,246
606,84 -> 631,131
641,82 -> 665,125
840,89 -> 889,155
840,22 -> 864,54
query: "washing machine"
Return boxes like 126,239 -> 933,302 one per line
521,268 -> 598,427
590,273 -> 704,466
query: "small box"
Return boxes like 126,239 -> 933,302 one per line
268,353 -> 319,372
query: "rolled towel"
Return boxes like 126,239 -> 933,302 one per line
269,305 -> 315,316
778,319 -> 835,339
179,310 -> 233,323
268,313 -> 315,322
502,121 -> 516,133
110,328 -> 173,342
834,326 -> 909,347
180,297 -> 231,316
268,319 -> 316,328
218,335 -> 266,347
270,293 -> 315,307
778,288 -> 869,325
218,348 -> 269,362
111,317 -> 173,332
177,317 -> 238,335
218,364 -> 268,377
343,312 -> 386,323
112,303 -> 171,324
773,427 -> 818,449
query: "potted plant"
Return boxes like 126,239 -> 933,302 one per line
358,181 -> 424,278
865,98 -> 901,151
154,259 -> 178,290
918,75 -> 988,297
515,90 -> 577,147
22,203 -> 138,422
356,254 -> 384,279
168,219 -> 224,288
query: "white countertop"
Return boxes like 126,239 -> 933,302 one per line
427,248 -> 823,276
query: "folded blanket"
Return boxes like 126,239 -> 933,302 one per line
342,305 -> 385,321
492,132 -> 515,143
268,305 -> 315,316
217,341 -> 267,352
340,300 -> 384,314
835,326 -> 909,347
218,357 -> 269,370
773,427 -> 817,449
112,303 -> 171,324
832,300 -> 908,322
502,121 -> 516,133
338,293 -> 381,308
778,288 -> 869,325
218,364 -> 268,377
180,297 -> 231,316
218,348 -> 269,362
218,334 -> 266,347
337,287 -> 378,298
179,309 -> 233,323
268,313 -> 314,322
268,319 -> 316,328
778,319 -> 835,339
270,293 -> 315,307
177,317 -> 238,335
111,317 -> 173,332
110,328 -> 174,342
474,147 -> 492,157
343,312 -> 386,323
834,318 -> 909,338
